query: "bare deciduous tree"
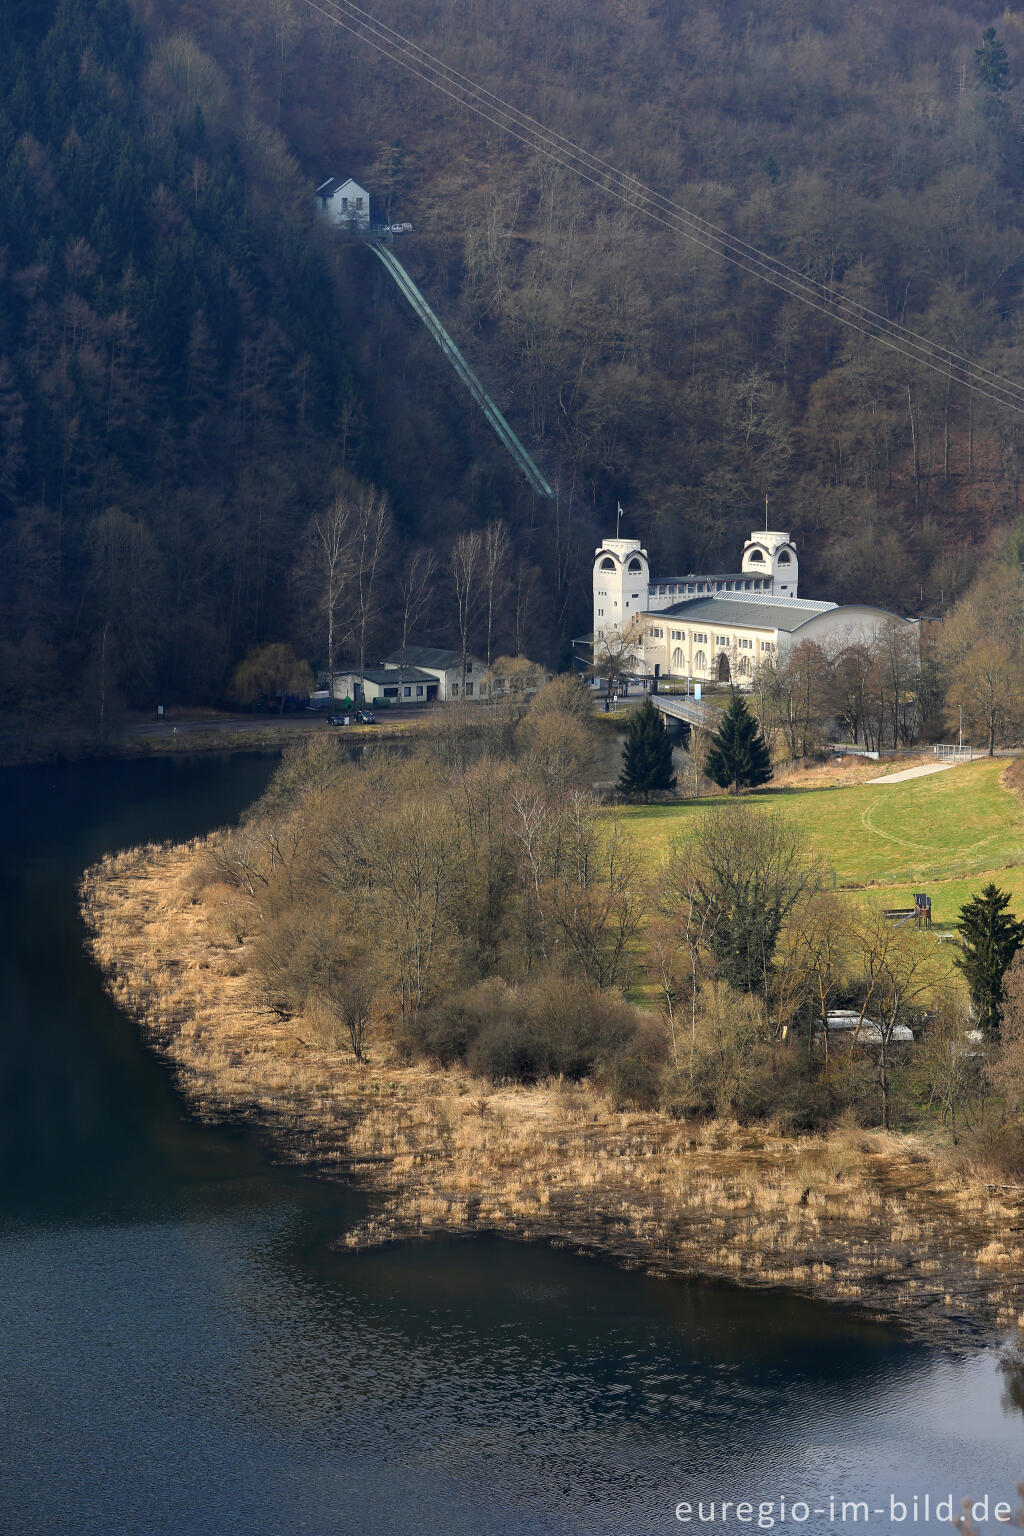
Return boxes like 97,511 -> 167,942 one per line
917,989 -> 982,1138
482,519 -> 510,668
318,957 -> 376,1061
989,951 -> 1024,1109
351,487 -> 392,677
450,529 -> 484,689
550,796 -> 647,989
654,863 -> 722,1080
396,546 -> 437,673
847,905 -> 945,1128
590,614 -> 644,693
946,640 -> 1021,755
298,493 -> 353,672
666,805 -> 814,1005
513,560 -> 539,657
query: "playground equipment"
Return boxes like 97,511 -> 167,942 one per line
883,893 -> 932,928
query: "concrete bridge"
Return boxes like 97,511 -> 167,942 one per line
649,693 -> 717,730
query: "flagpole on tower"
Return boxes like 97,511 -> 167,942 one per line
765,493 -> 769,532
616,502 -> 623,539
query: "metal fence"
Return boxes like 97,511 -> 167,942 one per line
823,848 -> 1024,891
934,744 -> 975,761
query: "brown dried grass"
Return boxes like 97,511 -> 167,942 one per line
79,838 -> 1024,1341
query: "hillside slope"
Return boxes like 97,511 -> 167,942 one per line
144,0 -> 1024,607
0,0 -> 535,717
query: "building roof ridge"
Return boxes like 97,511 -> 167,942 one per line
650,571 -> 745,583
715,592 -> 835,611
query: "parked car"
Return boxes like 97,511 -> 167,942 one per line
354,709 -> 377,724
327,713 -> 350,727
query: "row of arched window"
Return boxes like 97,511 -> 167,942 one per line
670,647 -> 753,678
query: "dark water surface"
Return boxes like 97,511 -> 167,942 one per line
1,753 -> 1021,1535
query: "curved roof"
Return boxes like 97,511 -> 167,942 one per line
789,603 -> 917,641
652,595 -> 913,636
658,595 -> 835,631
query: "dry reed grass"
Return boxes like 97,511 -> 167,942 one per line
79,838 -> 1024,1343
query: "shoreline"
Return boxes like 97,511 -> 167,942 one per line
80,837 -> 1024,1349
0,715 -> 425,768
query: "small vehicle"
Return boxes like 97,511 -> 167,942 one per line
354,709 -> 377,724
327,713 -> 351,727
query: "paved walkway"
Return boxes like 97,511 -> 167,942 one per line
866,760 -> 957,785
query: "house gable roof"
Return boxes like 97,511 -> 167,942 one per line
338,666 -> 436,685
315,176 -> 368,200
383,645 -> 467,671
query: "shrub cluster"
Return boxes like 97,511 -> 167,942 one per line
400,971 -> 649,1090
212,699 -> 1024,1154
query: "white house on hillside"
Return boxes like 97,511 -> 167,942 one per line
315,176 -> 370,231
592,526 -> 917,687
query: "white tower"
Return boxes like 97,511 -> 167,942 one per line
741,530 -> 799,598
593,537 -> 650,645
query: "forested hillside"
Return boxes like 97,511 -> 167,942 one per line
142,0 -> 1024,596
0,0 -> 532,718
6,0 -> 1024,717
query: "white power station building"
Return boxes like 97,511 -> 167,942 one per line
592,527 -> 915,687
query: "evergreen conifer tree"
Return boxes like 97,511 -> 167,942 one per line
618,698 -> 676,800
955,883 -> 1024,1031
975,27 -> 1010,93
705,693 -> 773,795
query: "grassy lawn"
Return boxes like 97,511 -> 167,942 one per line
618,759 -> 1024,923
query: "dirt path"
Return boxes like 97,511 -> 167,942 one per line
867,761 -> 956,784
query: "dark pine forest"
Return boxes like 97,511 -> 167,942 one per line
5,0 -> 1024,718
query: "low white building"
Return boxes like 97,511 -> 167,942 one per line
381,645 -> 488,700
329,666 -> 438,706
592,525 -> 917,687
315,176 -> 371,231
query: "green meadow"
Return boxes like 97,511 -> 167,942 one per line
617,759 -> 1024,927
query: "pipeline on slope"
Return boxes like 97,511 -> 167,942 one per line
370,240 -> 554,500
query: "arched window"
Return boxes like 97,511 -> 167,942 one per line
599,557 -> 616,570
747,548 -> 765,563
717,652 -> 731,682
694,650 -> 707,673
671,646 -> 684,671
738,655 -> 753,678
627,557 -> 643,573
776,550 -> 791,565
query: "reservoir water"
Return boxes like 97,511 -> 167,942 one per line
0,753 -> 1021,1535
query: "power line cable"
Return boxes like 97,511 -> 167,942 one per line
306,0 -> 1024,411
317,0 -> 1022,403
309,0 -> 1024,405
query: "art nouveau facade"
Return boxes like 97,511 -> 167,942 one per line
593,529 -> 916,687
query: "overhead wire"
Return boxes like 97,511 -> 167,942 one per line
315,0 -> 1020,400
305,0 -> 1024,412
308,0 -> 1023,405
